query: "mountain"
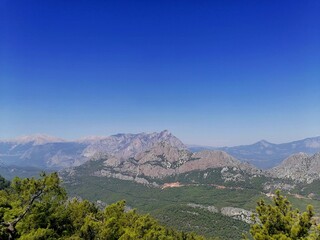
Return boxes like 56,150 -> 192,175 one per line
0,134 -> 66,145
2,131 -> 320,171
189,136 -> 320,169
269,152 -> 320,183
0,140 -> 88,169
81,130 -> 186,159
0,130 -> 185,169
63,141 -> 260,185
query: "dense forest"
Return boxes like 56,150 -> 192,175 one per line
0,173 -> 204,240
1,173 -> 320,239
246,190 -> 320,240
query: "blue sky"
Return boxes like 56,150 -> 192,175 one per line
1,0 -> 320,146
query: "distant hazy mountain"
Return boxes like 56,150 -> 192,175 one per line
189,137 -> 320,169
269,152 -> 320,183
0,134 -> 66,145
0,140 -> 87,169
0,130 -> 185,169
2,132 -> 320,171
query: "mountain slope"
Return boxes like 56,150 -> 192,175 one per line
0,141 -> 88,169
269,152 -> 320,183
189,136 -> 320,169
0,130 -> 185,169
63,141 -> 260,185
2,132 -> 320,171
82,130 -> 186,159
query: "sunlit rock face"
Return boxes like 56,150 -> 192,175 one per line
269,152 -> 320,183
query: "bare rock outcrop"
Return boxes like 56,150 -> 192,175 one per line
82,130 -> 186,160
178,150 -> 241,174
87,141 -> 260,183
220,207 -> 254,224
269,152 -> 320,183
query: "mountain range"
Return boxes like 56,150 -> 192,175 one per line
0,130 -> 184,169
1,131 -> 320,184
2,130 -> 320,239
189,137 -> 320,168
63,141 -> 259,186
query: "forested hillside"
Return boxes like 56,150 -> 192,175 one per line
0,173 -> 205,240
1,173 -> 320,240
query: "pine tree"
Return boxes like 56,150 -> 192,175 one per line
247,190 -> 320,240
0,173 -> 205,239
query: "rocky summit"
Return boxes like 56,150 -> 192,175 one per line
65,140 -> 260,185
82,130 -> 186,160
269,152 -> 320,183
0,130 -> 185,169
2,131 -> 320,184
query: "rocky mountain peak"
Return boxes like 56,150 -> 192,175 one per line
193,150 -> 240,165
82,130 -> 186,160
284,152 -> 310,162
312,152 -> 320,158
255,140 -> 273,148
87,142 -> 260,182
269,152 -> 320,183
159,129 -> 171,137
156,130 -> 186,149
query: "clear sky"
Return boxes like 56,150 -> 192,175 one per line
1,0 -> 320,146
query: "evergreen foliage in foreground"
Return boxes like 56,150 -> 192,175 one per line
2,173 -> 320,240
247,190 -> 320,240
0,173 -> 204,240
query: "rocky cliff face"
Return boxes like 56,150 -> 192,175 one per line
179,150 -> 242,173
2,132 -> 320,174
83,130 -> 186,160
0,130 -> 185,169
269,152 -> 320,183
76,141 -> 260,184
